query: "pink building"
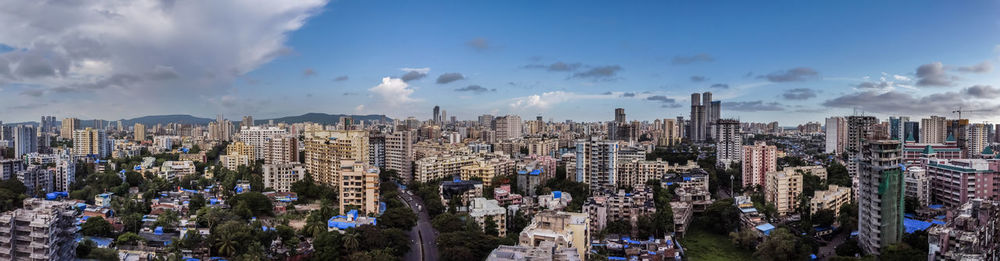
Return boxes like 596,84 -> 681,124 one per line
902,143 -> 963,166
923,159 -> 1000,208
494,185 -> 523,205
742,141 -> 776,188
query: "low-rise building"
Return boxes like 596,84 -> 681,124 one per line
928,199 -> 999,260
518,210 -> 590,259
537,191 -> 573,211
493,185 -> 522,206
810,185 -> 851,217
670,201 -> 693,236
219,154 -> 251,171
585,185 -> 654,232
469,197 -> 507,237
263,163 -> 306,192
327,209 -> 377,233
440,178 -> 483,212
487,241 -> 581,261
159,161 -> 196,181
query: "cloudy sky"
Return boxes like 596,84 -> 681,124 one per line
2,1 -> 1000,124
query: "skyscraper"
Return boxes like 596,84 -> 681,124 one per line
920,116 -> 947,143
614,108 -> 625,123
825,117 -> 847,154
659,118 -> 680,147
12,125 -> 37,158
60,118 -> 80,140
495,115 -> 522,140
242,115 -> 254,128
688,92 -> 717,143
857,140 -> 904,255
433,105 -> 441,123
966,123 -> 989,156
575,139 -> 618,193
846,116 -> 878,194
609,108 -> 634,141
715,119 -> 741,167
888,116 -> 909,141
133,123 -> 146,141
903,121 -> 919,142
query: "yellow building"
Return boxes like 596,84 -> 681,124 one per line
134,123 -> 146,141
765,168 -> 802,217
518,210 -> 590,259
338,160 -> 380,215
226,141 -> 255,159
305,130 -> 369,187
811,185 -> 851,217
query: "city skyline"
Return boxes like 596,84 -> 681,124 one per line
2,1 -> 1000,124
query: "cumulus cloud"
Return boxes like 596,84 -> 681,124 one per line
333,75 -> 349,81
690,76 -> 707,82
956,61 -> 993,73
710,83 -> 729,89
369,77 -> 418,106
760,67 -> 819,82
0,0 -> 328,119
455,85 -> 494,94
400,67 -> 430,82
509,91 -> 611,110
916,62 -> 956,86
963,85 -> 1000,99
672,53 -> 714,65
436,73 -> 465,84
782,88 -> 817,100
724,101 -> 785,112
466,38 -> 490,51
572,65 -> 622,80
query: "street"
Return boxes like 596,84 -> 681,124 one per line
400,190 -> 440,261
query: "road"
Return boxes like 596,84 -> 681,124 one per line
400,189 -> 440,261
817,230 -> 848,260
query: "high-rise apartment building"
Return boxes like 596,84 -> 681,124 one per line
903,166 -> 930,207
495,115 -> 523,140
208,115 -> 235,141
765,168 -> 802,216
575,139 -> 619,192
59,118 -> 80,140
715,119 -> 741,167
846,116 -> 878,194
479,114 -> 494,127
304,130 -> 369,187
72,128 -> 108,158
966,123 -> 989,156
241,115 -> 254,128
825,117 -> 847,155
857,140 -> 904,255
888,116 -> 909,141
39,116 -> 56,134
238,126 -> 287,161
133,123 -> 146,141
12,125 -> 37,158
369,134 -> 386,168
903,121 -> 919,142
338,160 -> 380,215
0,198 -> 76,261
386,130 -> 415,182
264,135 -> 299,164
741,141 -> 777,188
433,106 -> 441,124
659,118 -> 680,147
262,163 -> 306,192
608,108 -> 635,142
920,116 -> 947,144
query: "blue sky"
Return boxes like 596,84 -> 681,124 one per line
1,1 -> 999,124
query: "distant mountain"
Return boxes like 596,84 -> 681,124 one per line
255,113 -> 392,125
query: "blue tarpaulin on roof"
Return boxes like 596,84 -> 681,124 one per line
929,204 -> 943,209
904,218 -> 932,233
553,191 -> 562,199
756,223 -> 776,235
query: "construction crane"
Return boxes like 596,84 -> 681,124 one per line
952,107 -> 988,119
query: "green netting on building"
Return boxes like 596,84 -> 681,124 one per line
878,168 -> 905,248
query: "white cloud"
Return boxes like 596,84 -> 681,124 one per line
355,104 -> 365,112
369,77 -> 419,107
508,91 -> 614,110
400,67 -> 430,74
0,0 -> 328,120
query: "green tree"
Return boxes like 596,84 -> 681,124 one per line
703,198 -> 740,234
813,209 -> 836,228
729,229 -> 759,251
116,232 -> 145,245
343,231 -> 361,253
826,162 -> 851,187
77,239 -> 95,258
215,232 -> 238,257
881,243 -> 925,261
484,216 -> 499,237
835,238 -> 862,257
378,204 -> 417,230
753,228 -> 810,261
80,217 -> 113,237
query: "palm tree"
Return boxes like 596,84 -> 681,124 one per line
215,233 -> 237,257
343,231 -> 360,252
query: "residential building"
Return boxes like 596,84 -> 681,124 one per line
921,116 -> 947,144
825,117 -> 847,155
133,123 -> 146,141
924,159 -> 1000,208
487,242 -> 581,261
518,210 -> 590,259
386,130 -> 415,182
60,118 -> 79,140
264,134 -> 298,164
17,166 -> 54,194
810,185 -> 851,217
0,198 -> 76,261
741,141 -> 777,188
219,154 -> 250,171
903,166 -> 930,207
575,139 -> 619,192
338,160 -> 380,215
12,125 -> 37,158
461,160 -> 499,187
304,130 -> 369,187
263,163 -> 306,192
159,161 -> 196,181
857,140 -> 905,255
0,159 -> 24,181
493,185 -> 522,206
369,134 -> 386,168
238,126 -> 287,161
226,141 -> 255,160
615,159 -> 670,189
72,128 -> 108,158
928,199 -> 999,261
440,178 -> 483,212
847,116 -> 879,197
584,185 -> 654,232
889,116 -> 909,141
765,168 -> 802,217
469,197 -> 507,237
671,201 -> 694,236
517,155 -> 557,196
966,123 -> 989,158
715,119 -> 742,167
495,115 -> 523,140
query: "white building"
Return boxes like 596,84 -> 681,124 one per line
715,119 -> 742,167
263,163 -> 306,192
238,126 -> 288,161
